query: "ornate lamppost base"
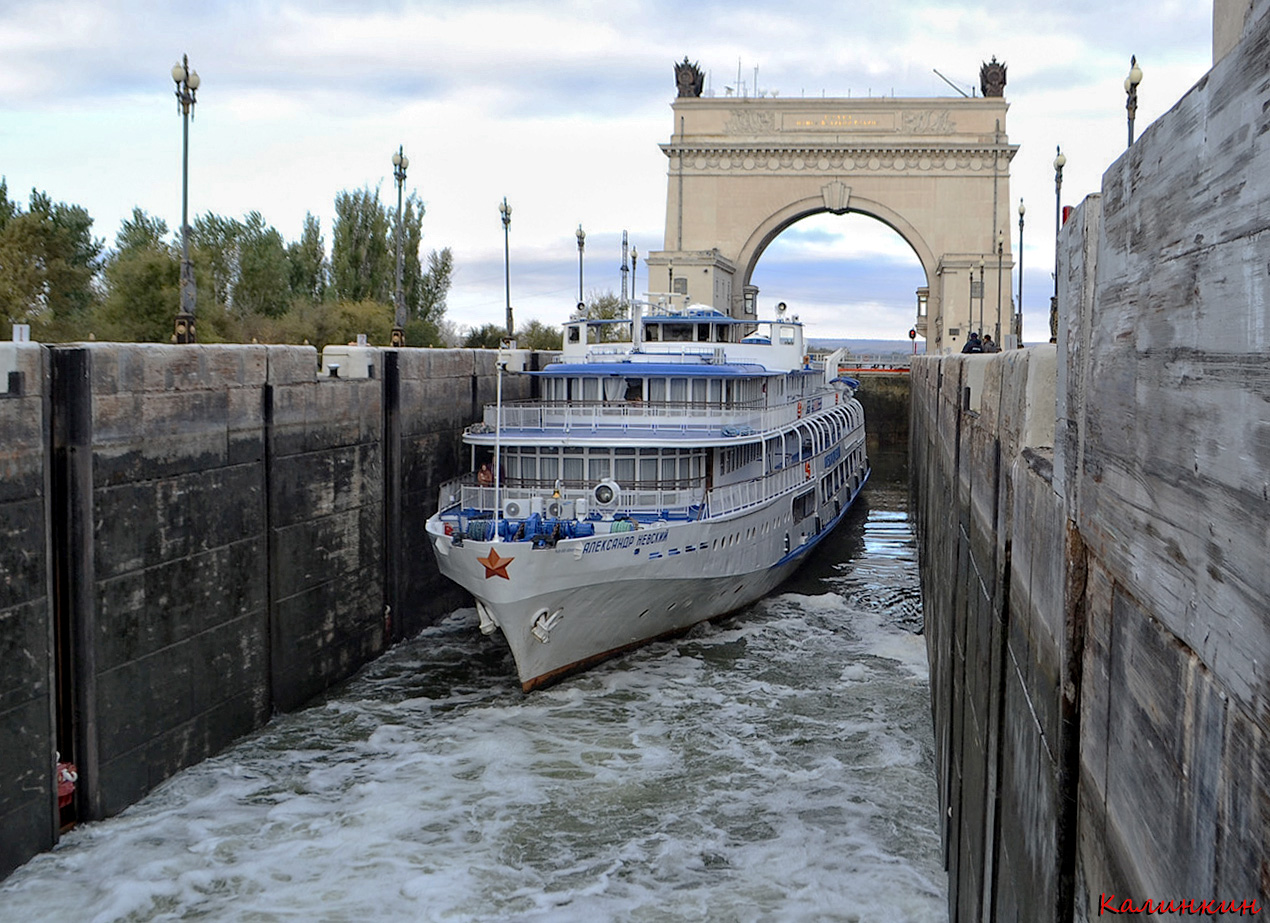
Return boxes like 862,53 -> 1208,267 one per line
174,312 -> 197,344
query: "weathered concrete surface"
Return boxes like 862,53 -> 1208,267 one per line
0,343 -> 530,879
395,348 -> 533,638
853,371 -> 910,451
75,344 -> 272,819
914,347 -> 1068,921
1060,5 -> 1270,909
0,344 -> 56,875
916,5 -> 1270,918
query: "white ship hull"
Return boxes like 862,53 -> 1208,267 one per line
427,476 -> 867,690
425,297 -> 870,690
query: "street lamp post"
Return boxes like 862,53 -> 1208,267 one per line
995,228 -> 1004,345
1051,146 -> 1066,342
630,245 -> 638,304
576,224 -> 585,305
978,257 -> 986,337
500,197 -> 513,339
391,146 -> 409,347
1017,199 -> 1025,345
1125,55 -> 1143,147
620,230 -> 629,306
171,54 -> 200,344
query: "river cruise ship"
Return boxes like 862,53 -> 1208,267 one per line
426,298 -> 869,690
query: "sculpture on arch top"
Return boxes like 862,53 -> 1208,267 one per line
675,57 -> 705,98
980,56 -> 1007,97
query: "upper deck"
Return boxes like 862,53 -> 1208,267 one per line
559,299 -> 809,373
467,300 -> 853,446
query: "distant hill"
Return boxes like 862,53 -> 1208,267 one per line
809,338 -> 925,355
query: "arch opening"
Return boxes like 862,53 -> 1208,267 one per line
747,210 -> 930,343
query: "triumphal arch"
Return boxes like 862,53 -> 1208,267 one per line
647,59 -> 1018,353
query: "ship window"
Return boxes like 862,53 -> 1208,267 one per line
582,378 -> 599,402
625,378 -> 643,401
779,326 -> 796,345
792,489 -> 816,521
697,323 -> 711,342
639,454 -> 657,482
670,378 -> 688,402
520,454 -> 537,481
540,455 -> 558,482
661,456 -> 677,481
649,378 -> 667,402
665,323 -> 692,341
645,324 -> 660,341
615,456 -> 635,483
567,325 -> 580,343
588,455 -> 611,481
709,379 -> 722,403
563,448 -> 584,483
691,379 -> 707,403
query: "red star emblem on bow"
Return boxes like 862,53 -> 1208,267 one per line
477,547 -> 514,580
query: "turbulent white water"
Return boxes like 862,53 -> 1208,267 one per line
1,473 -> 946,922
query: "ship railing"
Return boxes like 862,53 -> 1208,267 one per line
837,354 -> 912,373
436,478 -> 706,519
482,396 -> 846,437
705,465 -> 805,518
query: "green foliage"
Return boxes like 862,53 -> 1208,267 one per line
417,246 -> 452,326
516,318 -> 562,350
0,179 -> 103,333
582,289 -> 626,342
332,186 -> 392,303
287,213 -> 327,304
462,323 -> 507,349
234,212 -> 289,318
191,212 -> 242,311
0,176 -> 451,345
115,207 -> 169,253
95,209 -> 180,342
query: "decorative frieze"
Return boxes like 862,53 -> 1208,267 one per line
723,109 -> 778,134
665,145 -> 1012,175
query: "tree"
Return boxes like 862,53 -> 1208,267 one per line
462,323 -> 507,349
287,212 -> 327,304
95,208 -> 180,342
234,212 -> 289,318
516,319 -> 562,350
331,186 -> 391,303
0,179 -> 102,332
192,212 -> 242,312
417,246 -> 452,327
583,290 -> 627,342
331,185 -> 451,345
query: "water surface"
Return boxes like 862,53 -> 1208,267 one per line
2,457 -> 945,922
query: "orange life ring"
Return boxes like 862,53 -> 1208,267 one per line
797,401 -> 803,417
804,461 -> 811,480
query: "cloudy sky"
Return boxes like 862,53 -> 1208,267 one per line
0,1 -> 1214,342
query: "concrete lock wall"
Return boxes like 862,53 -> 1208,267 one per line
914,7 -> 1269,919
0,343 -> 530,878
0,344 -> 57,877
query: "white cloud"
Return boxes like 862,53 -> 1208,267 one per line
0,0 -> 1215,341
